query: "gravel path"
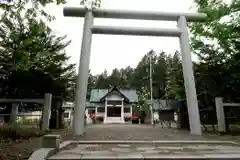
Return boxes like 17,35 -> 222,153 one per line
72,124 -> 201,141
2,124 -> 240,160
70,124 -> 238,141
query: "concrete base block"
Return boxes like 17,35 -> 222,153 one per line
42,134 -> 61,149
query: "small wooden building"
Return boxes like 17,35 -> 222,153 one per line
148,99 -> 181,122
88,86 -> 138,124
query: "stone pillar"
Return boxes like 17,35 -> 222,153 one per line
215,97 -> 226,133
42,93 -> 52,131
121,98 -> 124,123
10,103 -> 18,125
73,10 -> 94,135
104,98 -> 108,123
177,16 -> 202,135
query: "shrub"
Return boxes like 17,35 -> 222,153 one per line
0,124 -> 46,141
96,117 -> 103,123
63,120 -> 71,128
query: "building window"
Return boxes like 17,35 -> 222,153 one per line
88,108 -> 95,114
64,112 -> 70,118
97,107 -> 105,113
124,107 -> 130,113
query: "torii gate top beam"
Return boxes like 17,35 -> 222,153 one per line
63,7 -> 207,22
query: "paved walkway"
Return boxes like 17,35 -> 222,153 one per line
47,124 -> 240,159
49,142 -> 240,159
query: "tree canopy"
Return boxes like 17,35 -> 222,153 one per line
0,0 -> 76,100
0,0 -> 239,122
189,0 -> 240,101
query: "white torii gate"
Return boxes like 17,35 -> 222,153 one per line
63,7 -> 207,136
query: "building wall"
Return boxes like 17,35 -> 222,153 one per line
15,111 -> 42,126
95,101 -> 132,116
88,90 -> 135,124
107,92 -> 122,101
62,102 -> 74,127
124,104 -> 132,117
153,111 -> 159,121
95,103 -> 105,117
63,108 -> 72,120
92,97 -> 132,124
158,111 -> 174,121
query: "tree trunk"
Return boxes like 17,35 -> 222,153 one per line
179,101 -> 190,130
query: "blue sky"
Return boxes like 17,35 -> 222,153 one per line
45,0 -> 198,75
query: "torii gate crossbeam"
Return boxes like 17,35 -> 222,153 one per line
63,7 -> 207,136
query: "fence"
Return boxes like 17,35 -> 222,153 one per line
0,93 -> 52,131
215,97 -> 240,133
0,110 -> 42,128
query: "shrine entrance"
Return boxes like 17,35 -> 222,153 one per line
63,7 -> 207,136
107,107 -> 121,117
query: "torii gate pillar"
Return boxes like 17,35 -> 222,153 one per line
63,7 -> 207,136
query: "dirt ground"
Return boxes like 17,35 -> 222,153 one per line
1,124 -> 240,160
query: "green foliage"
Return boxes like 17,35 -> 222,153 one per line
139,110 -> 146,121
137,86 -> 150,109
87,50 -> 185,102
152,51 -> 167,98
63,120 -> 71,128
0,0 -> 76,100
189,0 -> 240,101
165,52 -> 185,99
187,0 -> 240,130
0,0 -> 74,136
0,124 -> 45,141
0,0 -> 65,23
80,0 -> 102,9
189,0 -> 240,64
17,117 -> 40,126
2,0 -> 239,131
